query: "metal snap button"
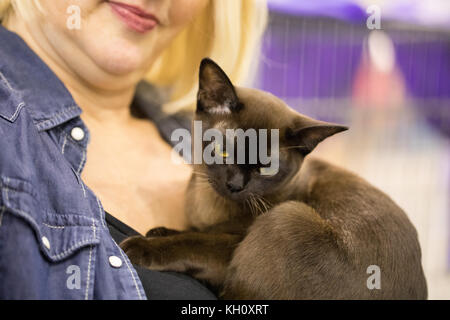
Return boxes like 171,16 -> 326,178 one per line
41,236 -> 51,250
71,127 -> 85,141
109,256 -> 123,268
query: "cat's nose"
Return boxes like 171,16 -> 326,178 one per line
226,171 -> 246,193
226,181 -> 244,193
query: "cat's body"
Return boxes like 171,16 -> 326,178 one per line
121,59 -> 427,299
222,157 -> 427,299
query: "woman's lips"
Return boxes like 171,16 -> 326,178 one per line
108,1 -> 159,33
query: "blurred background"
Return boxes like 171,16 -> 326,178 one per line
254,0 -> 450,299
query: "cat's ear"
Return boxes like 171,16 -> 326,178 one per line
197,58 -> 241,115
286,118 -> 348,155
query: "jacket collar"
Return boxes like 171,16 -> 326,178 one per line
0,25 -> 82,131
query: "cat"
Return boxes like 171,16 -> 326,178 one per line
120,58 -> 427,299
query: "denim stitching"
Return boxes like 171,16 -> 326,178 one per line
9,101 -> 25,120
0,72 -> 25,122
61,134 -> 68,155
84,218 -> 95,300
34,106 -> 79,130
56,126 -> 88,148
4,102 -> 25,122
42,223 -> 65,229
4,178 -> 10,204
112,240 -> 144,300
1,176 -> 38,199
0,71 -> 14,91
84,245 -> 93,300
92,218 -> 96,244
95,197 -> 106,228
69,165 -> 87,198
50,217 -> 98,261
56,128 -> 89,196
80,180 -> 87,198
2,200 -> 39,234
76,150 -> 86,175
50,238 -> 97,261
3,202 -> 99,261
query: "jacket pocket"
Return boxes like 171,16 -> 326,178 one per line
0,176 -> 100,263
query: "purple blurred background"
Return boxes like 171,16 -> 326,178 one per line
258,0 -> 449,134
255,0 -> 450,298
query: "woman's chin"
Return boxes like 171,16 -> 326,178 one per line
83,37 -> 148,76
95,51 -> 143,76
99,56 -> 142,76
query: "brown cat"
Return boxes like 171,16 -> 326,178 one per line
121,58 -> 427,299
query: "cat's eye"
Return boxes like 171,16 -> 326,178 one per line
215,143 -> 229,158
259,166 -> 278,176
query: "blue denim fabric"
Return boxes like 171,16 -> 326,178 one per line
0,25 -> 148,299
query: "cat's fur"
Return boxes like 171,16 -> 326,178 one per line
121,58 -> 427,299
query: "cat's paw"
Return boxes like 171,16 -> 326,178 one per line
145,227 -> 181,237
120,235 -> 191,274
119,236 -> 163,268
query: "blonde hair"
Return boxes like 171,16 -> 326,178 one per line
0,0 -> 268,113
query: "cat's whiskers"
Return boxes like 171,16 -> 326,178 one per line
251,196 -> 260,217
244,198 -> 251,216
247,193 -> 263,217
248,193 -> 272,216
246,196 -> 258,218
257,197 -> 267,214
258,196 -> 268,214
254,195 -> 264,216
258,196 -> 272,213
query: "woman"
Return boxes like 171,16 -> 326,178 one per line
0,0 -> 267,299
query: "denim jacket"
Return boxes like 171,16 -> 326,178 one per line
0,25 -> 189,299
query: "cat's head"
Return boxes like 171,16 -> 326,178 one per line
193,58 -> 348,203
